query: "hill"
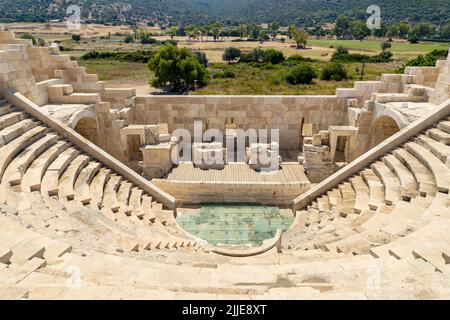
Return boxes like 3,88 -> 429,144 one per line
0,0 -> 448,25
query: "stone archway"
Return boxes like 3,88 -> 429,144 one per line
74,116 -> 98,144
369,116 -> 400,149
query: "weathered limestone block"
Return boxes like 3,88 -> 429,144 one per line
246,142 -> 281,171
192,142 -> 226,170
303,144 -> 331,163
140,143 -> 175,179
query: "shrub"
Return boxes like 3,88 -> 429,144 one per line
381,40 -> 392,52
81,50 -> 155,63
140,34 -> 158,44
223,47 -> 242,63
263,49 -> 285,64
408,34 -> 419,44
285,64 -> 317,85
20,33 -> 37,45
368,51 -> 393,63
162,39 -> 178,46
148,45 -> 209,91
213,70 -> 235,78
72,34 -> 81,41
321,62 -> 348,81
124,34 -> 134,43
239,48 -> 265,63
395,49 -> 449,73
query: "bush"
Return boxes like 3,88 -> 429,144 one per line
263,49 -> 285,64
81,50 -> 155,63
20,33 -> 37,45
213,70 -> 235,78
162,39 -> 178,46
395,49 -> 449,73
408,34 -> 419,44
321,62 -> 348,81
223,47 -> 242,63
148,45 -> 209,91
72,34 -> 81,41
140,34 -> 158,44
331,51 -> 369,63
368,51 -> 393,63
285,64 -> 317,85
124,34 -> 134,43
223,70 -> 235,78
239,48 -> 265,63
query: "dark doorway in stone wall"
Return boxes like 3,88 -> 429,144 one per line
369,116 -> 400,149
74,117 -> 98,145
127,134 -> 143,161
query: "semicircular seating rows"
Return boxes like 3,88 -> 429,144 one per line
0,93 -> 450,299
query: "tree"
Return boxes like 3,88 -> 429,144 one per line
288,24 -> 296,39
396,22 -> 411,39
413,22 -> 435,38
223,47 -> 241,63
148,45 -> 209,92
258,29 -> 269,43
209,22 -> 223,42
335,15 -> 350,39
291,28 -> 309,49
247,23 -> 261,40
169,26 -> 178,40
71,34 -> 81,42
439,24 -> 450,39
408,33 -> 419,44
124,34 -> 134,43
238,24 -> 247,39
194,51 -> 208,67
381,40 -> 392,53
269,22 -> 280,41
349,20 -> 370,41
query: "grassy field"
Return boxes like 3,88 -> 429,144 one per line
308,39 -> 450,58
78,59 -> 151,82
194,61 -> 398,95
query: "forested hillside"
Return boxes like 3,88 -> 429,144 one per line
0,0 -> 448,25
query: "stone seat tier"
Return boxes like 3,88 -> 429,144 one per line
371,161 -> 402,205
58,154 -> 90,201
383,154 -> 418,200
74,161 -> 102,205
21,141 -> 69,192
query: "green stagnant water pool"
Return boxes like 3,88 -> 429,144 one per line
176,204 -> 294,246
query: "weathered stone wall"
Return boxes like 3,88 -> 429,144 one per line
133,95 -> 348,150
